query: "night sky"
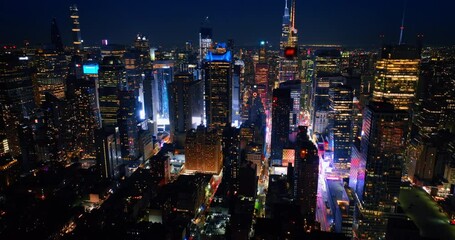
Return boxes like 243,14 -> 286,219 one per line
0,0 -> 454,48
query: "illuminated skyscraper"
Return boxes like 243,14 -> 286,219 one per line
232,60 -> 243,127
356,101 -> 408,239
254,62 -> 269,110
168,73 -> 201,142
66,74 -> 100,159
329,85 -> 353,172
33,48 -> 68,106
69,4 -> 82,51
184,126 -> 222,174
372,45 -> 420,111
204,43 -> 232,129
199,17 -> 213,65
153,60 -> 174,126
279,0 -> 291,51
278,0 -> 299,83
0,54 -> 35,157
99,56 -> 126,127
310,49 -> 342,134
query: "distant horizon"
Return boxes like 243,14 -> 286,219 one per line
1,1 -> 454,48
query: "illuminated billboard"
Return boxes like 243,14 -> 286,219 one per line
83,64 -> 99,75
284,47 -> 297,59
282,149 -> 295,167
205,51 -> 232,62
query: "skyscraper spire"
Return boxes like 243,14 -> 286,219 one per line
284,0 -> 289,17
280,0 -> 291,51
288,0 -> 298,47
291,0 -> 296,30
398,0 -> 407,45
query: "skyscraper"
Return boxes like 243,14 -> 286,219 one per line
310,49 -> 342,135
0,54 -> 35,157
271,88 -> 291,165
117,89 -> 139,160
168,73 -> 201,144
329,85 -> 353,172
99,56 -> 126,127
184,126 -> 223,174
50,18 -> 64,52
66,75 -> 100,159
152,60 -> 174,126
33,48 -> 68,106
199,17 -> 213,65
293,126 -> 319,229
204,43 -> 232,129
356,101 -> 408,239
372,45 -> 420,111
69,4 -> 82,51
278,0 -> 299,83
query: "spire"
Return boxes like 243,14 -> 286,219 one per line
288,0 -> 298,46
290,0 -> 296,29
284,0 -> 289,17
398,0 -> 407,45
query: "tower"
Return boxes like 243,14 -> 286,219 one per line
329,84 -> 353,173
199,17 -> 213,65
98,56 -> 126,127
279,0 -> 291,51
204,43 -> 232,129
372,45 -> 420,111
69,4 -> 82,51
51,18 -> 64,52
356,101 -> 408,239
293,126 -> 319,229
278,0 -> 299,82
271,88 -> 291,165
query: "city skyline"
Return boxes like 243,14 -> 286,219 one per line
1,0 -> 454,48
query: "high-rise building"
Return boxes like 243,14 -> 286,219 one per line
33,48 -> 68,106
279,0 -> 291,51
95,127 -> 122,179
184,126 -> 223,174
278,0 -> 299,83
310,49 -> 342,134
168,73 -> 202,146
199,17 -> 213,65
50,18 -> 64,52
372,45 -> 420,111
152,60 -> 174,126
271,88 -> 291,165
0,54 -> 35,157
293,126 -> 319,229
232,60 -> 243,127
66,75 -> 100,159
329,85 -> 353,172
356,101 -> 408,239
99,56 -> 125,127
69,4 -> 82,51
254,62 -> 269,110
117,90 -> 139,160
279,80 -> 301,140
204,43 -> 232,129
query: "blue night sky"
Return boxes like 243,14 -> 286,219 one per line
0,0 -> 454,48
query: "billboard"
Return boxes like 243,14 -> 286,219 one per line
83,64 -> 99,75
